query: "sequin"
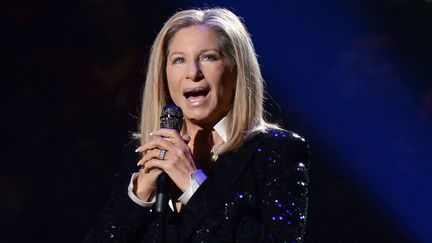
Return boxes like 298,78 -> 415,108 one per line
297,181 -> 306,186
85,129 -> 310,243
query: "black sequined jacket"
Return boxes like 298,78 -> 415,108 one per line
85,129 -> 310,243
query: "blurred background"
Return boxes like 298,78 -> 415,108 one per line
3,0 -> 431,242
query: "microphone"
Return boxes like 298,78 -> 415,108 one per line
155,104 -> 183,213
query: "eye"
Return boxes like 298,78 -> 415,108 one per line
172,57 -> 185,64
201,54 -> 219,62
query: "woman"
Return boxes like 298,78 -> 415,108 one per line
85,8 -> 310,242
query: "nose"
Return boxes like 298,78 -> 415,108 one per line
187,61 -> 204,82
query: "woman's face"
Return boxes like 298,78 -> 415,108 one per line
166,25 -> 235,128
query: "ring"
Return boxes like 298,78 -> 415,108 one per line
159,149 -> 167,160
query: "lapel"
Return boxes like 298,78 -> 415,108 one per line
179,134 -> 263,240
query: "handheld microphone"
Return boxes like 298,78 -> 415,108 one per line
155,104 -> 183,213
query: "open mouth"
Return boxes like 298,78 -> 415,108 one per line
183,88 -> 210,99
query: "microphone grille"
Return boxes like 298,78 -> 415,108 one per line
160,104 -> 183,132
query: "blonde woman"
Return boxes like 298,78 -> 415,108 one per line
86,8 -> 310,242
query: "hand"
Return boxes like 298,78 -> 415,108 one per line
133,163 -> 162,202
135,129 -> 195,199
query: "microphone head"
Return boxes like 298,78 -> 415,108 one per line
160,104 -> 183,132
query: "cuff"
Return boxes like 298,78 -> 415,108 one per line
127,172 -> 155,207
178,170 -> 207,205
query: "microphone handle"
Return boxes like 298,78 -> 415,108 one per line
155,172 -> 171,213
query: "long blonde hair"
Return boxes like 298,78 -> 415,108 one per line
138,8 -> 279,154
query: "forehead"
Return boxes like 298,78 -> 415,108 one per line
168,25 -> 220,52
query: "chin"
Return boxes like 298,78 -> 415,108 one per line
184,111 -> 217,127
185,112 -> 210,123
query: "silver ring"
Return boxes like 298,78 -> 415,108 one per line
159,149 -> 167,160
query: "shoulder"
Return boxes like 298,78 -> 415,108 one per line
257,129 -> 309,156
259,129 -> 308,144
248,128 -> 310,169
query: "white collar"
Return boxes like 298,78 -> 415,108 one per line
213,116 -> 228,142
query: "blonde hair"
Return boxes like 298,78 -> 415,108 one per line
138,8 -> 279,154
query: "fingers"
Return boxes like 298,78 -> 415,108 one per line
135,130 -> 189,153
137,148 -> 162,167
135,130 -> 191,163
139,147 -> 188,171
182,134 -> 191,143
133,129 -> 195,192
138,166 -> 163,178
136,136 -> 175,154
151,129 -> 187,145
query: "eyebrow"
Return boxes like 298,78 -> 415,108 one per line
168,48 -> 221,58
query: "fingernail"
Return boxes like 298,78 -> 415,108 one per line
149,132 -> 154,136
137,161 -> 141,166
135,148 -> 139,152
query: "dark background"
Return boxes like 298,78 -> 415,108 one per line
3,0 -> 432,242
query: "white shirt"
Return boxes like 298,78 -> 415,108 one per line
127,117 -> 228,208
